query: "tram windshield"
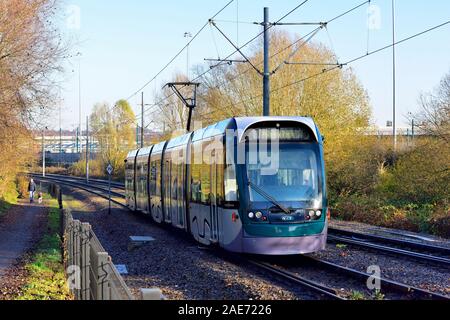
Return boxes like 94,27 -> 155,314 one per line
246,143 -> 322,205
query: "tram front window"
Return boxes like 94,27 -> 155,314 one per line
246,143 -> 321,205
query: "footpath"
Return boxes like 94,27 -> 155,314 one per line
0,200 -> 47,287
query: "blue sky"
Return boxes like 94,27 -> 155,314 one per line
57,0 -> 450,131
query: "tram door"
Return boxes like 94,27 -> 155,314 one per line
210,150 -> 219,242
164,159 -> 172,223
176,150 -> 185,228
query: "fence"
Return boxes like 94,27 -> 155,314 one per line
51,184 -> 163,300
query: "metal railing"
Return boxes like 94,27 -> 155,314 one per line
51,184 -> 163,300
64,210 -> 136,300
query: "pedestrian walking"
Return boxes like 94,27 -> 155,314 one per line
28,178 -> 37,203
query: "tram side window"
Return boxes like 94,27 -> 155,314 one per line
149,161 -> 156,195
171,161 -> 178,201
154,159 -> 161,196
216,162 -> 224,205
224,164 -> 238,202
144,161 -> 149,195
201,145 -> 211,205
191,143 -> 202,203
191,163 -> 201,202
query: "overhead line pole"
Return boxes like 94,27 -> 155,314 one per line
392,0 -> 397,150
141,92 -> 144,148
86,116 -> 89,183
59,104 -> 62,168
42,129 -> 45,178
78,58 -> 82,154
263,7 -> 270,117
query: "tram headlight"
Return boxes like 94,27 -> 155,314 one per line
248,212 -> 255,219
316,210 -> 322,218
309,210 -> 315,218
255,212 -> 263,219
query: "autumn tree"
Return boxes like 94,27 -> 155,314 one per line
194,31 -> 372,197
0,0 -> 68,201
89,100 -> 136,178
387,70 -> 450,204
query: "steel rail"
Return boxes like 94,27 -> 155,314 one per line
34,176 -> 128,209
31,174 -> 125,199
329,227 -> 450,256
245,259 -> 345,300
30,175 -> 449,300
304,256 -> 449,300
33,173 -> 125,189
328,234 -> 450,267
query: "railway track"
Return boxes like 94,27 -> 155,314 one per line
235,255 -> 448,300
37,174 -> 450,269
328,228 -> 450,267
245,259 -> 345,300
36,173 -> 125,189
301,255 -> 449,300
31,174 -> 127,209
32,173 -> 450,300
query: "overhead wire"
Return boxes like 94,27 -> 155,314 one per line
200,18 -> 450,116
138,0 -> 313,122
125,0 -> 236,102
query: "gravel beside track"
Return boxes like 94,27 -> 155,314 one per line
63,187 -> 327,300
55,182 -> 450,300
330,219 -> 450,249
310,243 -> 450,297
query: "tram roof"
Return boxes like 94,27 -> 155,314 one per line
192,118 -> 234,142
137,146 -> 153,156
126,149 -> 139,159
151,141 -> 167,153
126,116 -> 318,158
166,132 -> 192,149
234,116 -> 318,142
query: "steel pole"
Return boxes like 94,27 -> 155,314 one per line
42,130 -> 45,177
108,173 -> 111,215
136,125 -> 139,148
392,0 -> 397,150
86,116 -> 89,183
263,7 -> 270,117
59,104 -> 62,168
141,92 -> 144,148
78,59 -> 82,154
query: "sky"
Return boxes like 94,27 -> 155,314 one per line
56,0 -> 450,131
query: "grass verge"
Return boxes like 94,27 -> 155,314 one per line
16,198 -> 72,300
0,187 -> 19,218
0,200 -> 12,218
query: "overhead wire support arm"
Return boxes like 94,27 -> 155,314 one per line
204,58 -> 248,64
271,22 -> 327,26
271,26 -> 323,75
163,82 -> 200,132
209,19 -> 263,76
285,61 -> 346,67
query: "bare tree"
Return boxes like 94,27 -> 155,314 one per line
414,71 -> 450,143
